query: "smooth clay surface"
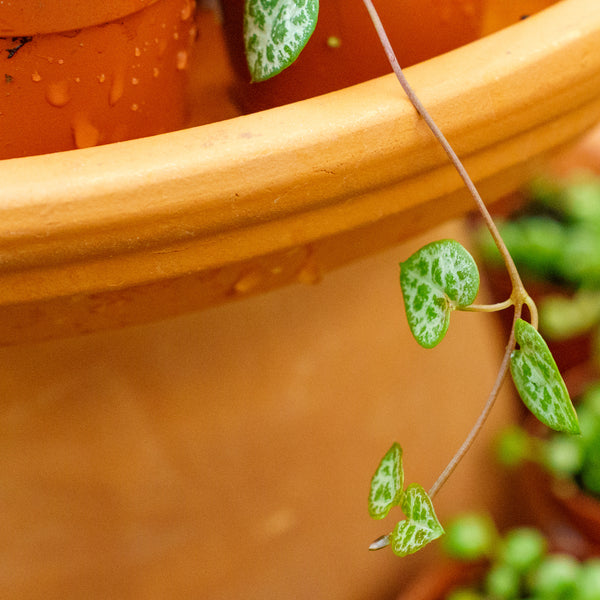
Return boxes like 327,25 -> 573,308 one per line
0,220 -> 519,600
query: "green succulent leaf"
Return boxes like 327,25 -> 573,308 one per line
510,319 -> 580,434
368,443 -> 404,520
390,483 -> 444,557
244,0 -> 319,82
400,240 -> 480,348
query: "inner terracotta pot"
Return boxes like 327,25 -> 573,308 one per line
0,0 -> 197,159
221,0 -> 559,113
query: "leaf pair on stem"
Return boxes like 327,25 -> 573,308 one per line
400,239 -> 579,436
368,443 -> 444,556
368,238 -> 579,557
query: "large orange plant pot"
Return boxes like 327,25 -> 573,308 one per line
0,0 -> 196,158
0,220 -> 521,600
1,0 -> 599,345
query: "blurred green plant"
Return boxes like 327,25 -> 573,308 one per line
442,513 -> 600,600
477,175 -> 600,342
497,380 -> 600,498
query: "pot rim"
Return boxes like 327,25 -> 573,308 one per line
0,0 -> 599,345
0,0 -> 162,37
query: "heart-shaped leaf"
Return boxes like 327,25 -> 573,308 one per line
368,443 -> 404,520
400,240 -> 480,348
390,483 -> 444,557
244,0 -> 319,82
510,319 -> 580,434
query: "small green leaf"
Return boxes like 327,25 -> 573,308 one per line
244,0 -> 319,82
400,240 -> 480,348
510,319 -> 580,434
390,483 -> 444,556
368,443 -> 404,520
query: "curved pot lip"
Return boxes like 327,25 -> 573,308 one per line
0,0 -> 162,37
0,0 -> 599,344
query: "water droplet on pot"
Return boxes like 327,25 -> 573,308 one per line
45,80 -> 70,107
233,270 -> 263,294
152,67 -> 160,79
131,103 -> 139,112
31,71 -> 42,82
181,0 -> 194,21
97,73 -> 106,83
297,254 -> 322,285
109,71 -> 125,105
134,47 -> 141,57
176,50 -> 188,71
131,77 -> 140,86
72,116 -> 100,149
157,38 -> 168,58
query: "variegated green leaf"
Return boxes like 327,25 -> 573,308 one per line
390,483 -> 444,557
400,240 -> 479,348
244,0 -> 319,82
368,443 -> 404,520
510,319 -> 580,434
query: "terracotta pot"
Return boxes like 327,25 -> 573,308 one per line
0,0 -> 599,344
0,0 -> 197,159
0,221 -> 523,599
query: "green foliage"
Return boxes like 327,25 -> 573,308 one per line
496,381 -> 600,497
243,0 -> 319,82
373,236 -> 579,558
484,562 -> 521,599
368,442 -> 403,519
390,483 -> 444,557
528,554 -> 581,599
495,425 -> 532,468
477,175 -> 600,342
443,516 -> 599,600
540,290 -> 600,341
400,240 -> 480,348
442,513 -> 496,561
476,216 -> 567,281
497,527 -> 547,574
510,319 -> 580,434
576,559 -> 600,600
368,444 -> 443,556
543,434 -> 585,477
478,175 -> 600,286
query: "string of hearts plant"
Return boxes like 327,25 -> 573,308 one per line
242,0 -> 581,557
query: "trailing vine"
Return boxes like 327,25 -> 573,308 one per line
241,0 -> 580,557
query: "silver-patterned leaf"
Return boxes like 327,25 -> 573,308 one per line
368,443 -> 404,520
244,0 -> 319,82
510,319 -> 580,434
400,240 -> 480,349
390,483 -> 444,557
